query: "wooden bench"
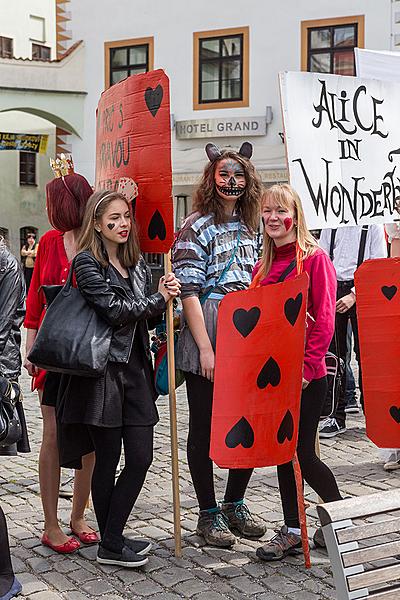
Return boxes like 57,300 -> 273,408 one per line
317,489 -> 400,600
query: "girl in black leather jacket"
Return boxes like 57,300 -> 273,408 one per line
57,190 -> 180,569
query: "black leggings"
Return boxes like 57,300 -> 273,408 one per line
88,425 -> 153,553
277,377 -> 342,528
185,372 -> 253,511
0,505 -> 14,597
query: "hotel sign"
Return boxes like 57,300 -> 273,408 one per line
176,117 -> 266,139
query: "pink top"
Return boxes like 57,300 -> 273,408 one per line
253,242 -> 337,382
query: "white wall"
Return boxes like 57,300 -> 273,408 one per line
69,0 -> 392,184
0,0 -> 56,59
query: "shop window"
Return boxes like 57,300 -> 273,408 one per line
193,26 -> 249,110
0,36 -> 13,58
301,16 -> 364,75
32,43 -> 51,60
104,37 -> 154,88
20,152 -> 37,186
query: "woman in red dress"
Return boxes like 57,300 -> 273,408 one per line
24,167 -> 98,553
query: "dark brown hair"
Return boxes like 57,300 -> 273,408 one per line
46,173 -> 93,232
192,150 -> 262,231
77,190 -> 140,268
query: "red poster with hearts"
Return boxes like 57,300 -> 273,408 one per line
95,70 -> 173,253
210,274 -> 309,469
355,258 -> 400,448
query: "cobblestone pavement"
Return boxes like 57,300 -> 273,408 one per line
1,364 -> 399,600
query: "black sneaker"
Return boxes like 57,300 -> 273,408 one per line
123,537 -> 152,555
221,500 -> 266,538
96,544 -> 149,567
345,398 -> 359,414
319,418 -> 346,439
196,509 -> 236,547
256,525 -> 302,561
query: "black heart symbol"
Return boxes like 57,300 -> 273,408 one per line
257,357 -> 281,389
232,307 -> 261,337
148,210 -> 166,241
389,406 -> 400,424
284,293 -> 303,326
225,417 -> 254,449
145,85 -> 163,117
277,410 -> 294,444
382,285 -> 397,301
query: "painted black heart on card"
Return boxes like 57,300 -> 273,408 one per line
232,307 -> 261,338
225,417 -> 254,449
145,85 -> 163,117
257,357 -> 281,389
389,406 -> 400,424
277,410 -> 294,444
284,293 -> 303,326
148,209 -> 166,241
381,285 -> 397,301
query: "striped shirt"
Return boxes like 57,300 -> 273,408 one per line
172,212 -> 257,299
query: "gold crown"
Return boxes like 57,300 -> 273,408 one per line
50,153 -> 74,178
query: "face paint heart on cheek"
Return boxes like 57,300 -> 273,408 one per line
284,217 -> 293,231
107,223 -> 115,230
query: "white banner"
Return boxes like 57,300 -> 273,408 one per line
280,71 -> 400,229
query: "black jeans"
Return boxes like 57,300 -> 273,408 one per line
88,425 -> 153,553
0,505 -> 14,596
277,377 -> 342,528
330,280 -> 363,427
184,372 -> 254,511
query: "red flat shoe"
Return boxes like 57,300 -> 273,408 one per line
41,533 -> 80,554
69,523 -> 100,545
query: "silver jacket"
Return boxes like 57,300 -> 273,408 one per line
0,243 -> 25,379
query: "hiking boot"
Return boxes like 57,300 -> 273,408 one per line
319,417 -> 346,439
196,509 -> 236,547
256,525 -> 302,561
313,527 -> 326,548
221,500 -> 266,538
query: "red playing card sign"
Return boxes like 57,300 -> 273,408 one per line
95,70 -> 174,253
355,258 -> 400,448
210,274 -> 309,469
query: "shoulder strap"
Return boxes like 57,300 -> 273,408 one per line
357,225 -> 369,268
329,229 -> 337,261
200,227 -> 241,304
277,259 -> 296,283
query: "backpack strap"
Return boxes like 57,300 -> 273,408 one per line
329,229 -> 337,261
357,225 -> 369,268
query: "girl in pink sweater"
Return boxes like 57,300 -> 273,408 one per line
254,184 -> 342,562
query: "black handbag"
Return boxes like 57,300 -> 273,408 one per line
0,376 -> 22,448
321,351 -> 345,418
28,258 -> 113,377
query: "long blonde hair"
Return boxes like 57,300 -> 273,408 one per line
77,190 -> 140,268
258,184 -> 319,277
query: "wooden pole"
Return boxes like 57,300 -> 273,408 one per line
292,453 -> 311,569
164,251 -> 182,557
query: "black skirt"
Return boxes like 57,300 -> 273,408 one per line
42,371 -> 61,407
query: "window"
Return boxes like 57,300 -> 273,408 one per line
104,37 -> 154,88
0,36 -> 13,58
301,16 -> 364,75
193,26 -> 249,110
32,43 -> 51,60
20,152 -> 36,186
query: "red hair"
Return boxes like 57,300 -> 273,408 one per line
46,173 -> 93,232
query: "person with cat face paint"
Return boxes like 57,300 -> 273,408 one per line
251,184 -> 341,561
172,142 -> 266,547
56,190 -> 180,568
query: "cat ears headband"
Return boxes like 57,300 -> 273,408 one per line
205,141 -> 253,162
